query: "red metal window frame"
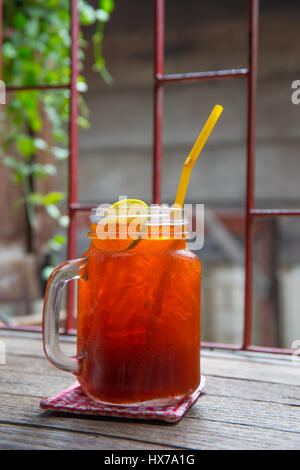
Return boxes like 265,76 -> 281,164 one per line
0,0 -> 298,354
154,0 -> 297,354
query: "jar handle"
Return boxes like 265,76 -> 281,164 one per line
42,257 -> 88,374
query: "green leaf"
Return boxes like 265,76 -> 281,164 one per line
34,138 -> 48,150
3,156 -> 18,169
77,116 -> 90,129
12,172 -> 25,184
48,233 -> 67,251
3,156 -> 32,183
17,135 -> 36,157
99,66 -> 113,84
43,164 -> 57,175
58,215 -> 70,227
2,43 -> 17,59
8,97 -> 22,111
43,191 -> 65,205
30,164 -> 47,178
46,204 -> 61,219
42,266 -> 56,281
100,0 -> 114,14
30,163 -> 57,178
93,57 -> 105,71
76,81 -> 88,92
46,0 -> 60,7
52,147 -> 69,160
52,234 -> 67,244
48,240 -> 63,251
26,18 -> 40,37
95,9 -> 110,22
18,45 -> 32,59
52,129 -> 68,145
80,4 -> 96,25
26,192 -> 45,205
14,12 -> 27,30
92,31 -> 103,44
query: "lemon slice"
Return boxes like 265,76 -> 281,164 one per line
111,198 -> 148,210
96,199 -> 149,249
110,199 -> 149,226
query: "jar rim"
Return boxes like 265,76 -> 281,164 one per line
88,204 -> 190,240
89,204 -> 188,226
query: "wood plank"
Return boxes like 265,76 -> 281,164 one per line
0,393 -> 299,450
2,360 -> 300,408
1,376 -> 300,449
206,375 -> 300,407
0,331 -> 74,359
202,355 -> 300,387
0,423 -> 173,450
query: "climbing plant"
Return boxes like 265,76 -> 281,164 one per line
2,0 -> 114,278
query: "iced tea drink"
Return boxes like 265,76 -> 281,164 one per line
76,206 -> 201,404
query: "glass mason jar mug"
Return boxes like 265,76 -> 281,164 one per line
43,204 -> 201,406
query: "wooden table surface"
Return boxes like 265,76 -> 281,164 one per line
0,331 -> 300,450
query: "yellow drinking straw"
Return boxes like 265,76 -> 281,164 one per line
174,104 -> 223,207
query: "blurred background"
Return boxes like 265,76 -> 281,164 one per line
1,0 -> 300,349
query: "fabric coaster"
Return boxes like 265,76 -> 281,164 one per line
40,376 -> 205,423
